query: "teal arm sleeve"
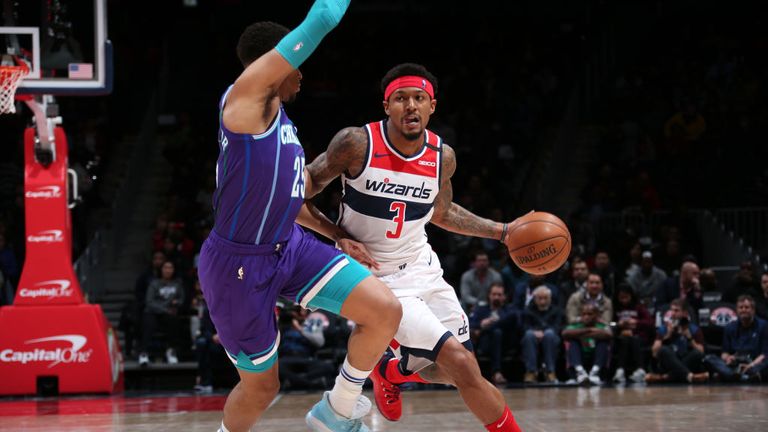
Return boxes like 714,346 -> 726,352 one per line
275,0 -> 351,69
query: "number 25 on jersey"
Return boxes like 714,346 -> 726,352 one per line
291,156 -> 305,198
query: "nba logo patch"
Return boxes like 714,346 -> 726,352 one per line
421,79 -> 427,88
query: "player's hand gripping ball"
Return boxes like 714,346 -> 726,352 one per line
504,211 -> 571,275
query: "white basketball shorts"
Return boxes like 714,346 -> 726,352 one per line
377,245 -> 471,373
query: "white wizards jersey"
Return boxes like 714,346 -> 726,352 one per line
339,120 -> 443,275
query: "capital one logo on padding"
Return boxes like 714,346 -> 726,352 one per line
0,335 -> 93,368
25,186 -> 62,199
19,280 -> 73,300
27,230 -> 64,243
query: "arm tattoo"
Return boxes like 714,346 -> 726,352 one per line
305,127 -> 367,198
430,144 -> 502,239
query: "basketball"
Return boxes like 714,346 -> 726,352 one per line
504,211 -> 571,275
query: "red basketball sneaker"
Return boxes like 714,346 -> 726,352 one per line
370,355 -> 402,421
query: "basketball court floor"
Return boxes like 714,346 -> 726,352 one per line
2,385 -> 767,431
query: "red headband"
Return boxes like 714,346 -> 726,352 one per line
384,76 -> 434,100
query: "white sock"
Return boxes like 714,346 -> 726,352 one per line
575,365 -> 586,374
218,421 -> 230,432
328,357 -> 371,418
590,365 -> 600,375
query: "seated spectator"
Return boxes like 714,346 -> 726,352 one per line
558,258 -> 589,309
562,303 -> 612,385
136,251 -> 166,312
460,251 -> 503,311
161,236 -> 183,270
703,295 -> 768,382
512,274 -> 559,311
627,251 -> 667,306
756,272 -> 768,320
121,251 -> 166,358
193,293 -> 224,394
278,305 -> 337,390
656,260 -> 703,311
593,251 -> 617,298
138,260 -> 186,366
722,261 -> 761,304
521,286 -> 564,383
566,273 -> 613,324
624,242 -> 643,280
646,299 -> 708,383
612,284 -> 653,384
469,283 -> 517,384
699,267 -> 719,294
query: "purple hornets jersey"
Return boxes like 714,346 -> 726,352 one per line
212,86 -> 306,244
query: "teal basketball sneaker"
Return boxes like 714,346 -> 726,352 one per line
305,391 -> 371,432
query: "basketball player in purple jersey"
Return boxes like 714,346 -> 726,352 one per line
196,1 -> 401,431
303,63 -> 523,431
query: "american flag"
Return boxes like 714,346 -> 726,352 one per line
68,63 -> 93,79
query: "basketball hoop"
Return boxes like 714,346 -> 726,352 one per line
0,56 -> 30,114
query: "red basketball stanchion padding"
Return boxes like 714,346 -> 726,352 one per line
0,306 -> 123,395
15,127 -> 82,306
0,126 -> 123,395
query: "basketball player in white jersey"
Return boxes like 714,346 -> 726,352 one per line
301,63 -> 524,432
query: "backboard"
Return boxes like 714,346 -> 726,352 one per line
1,0 -> 111,96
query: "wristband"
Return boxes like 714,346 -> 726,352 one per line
275,0 -> 350,68
500,223 -> 508,242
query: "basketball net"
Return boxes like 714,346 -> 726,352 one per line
0,55 -> 30,114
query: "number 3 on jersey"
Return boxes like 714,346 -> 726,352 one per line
386,201 -> 406,239
291,156 -> 305,198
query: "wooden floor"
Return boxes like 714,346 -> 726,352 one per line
2,385 -> 767,431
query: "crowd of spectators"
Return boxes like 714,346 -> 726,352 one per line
453,3 -> 768,386
453,5 -> 768,381
121,0 -> 578,391
115,1 -> 768,392
466,251 -> 768,386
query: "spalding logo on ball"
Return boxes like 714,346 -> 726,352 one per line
504,211 -> 571,275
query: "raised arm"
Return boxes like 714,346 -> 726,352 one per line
223,0 -> 351,134
304,126 -> 367,199
430,144 -> 506,240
